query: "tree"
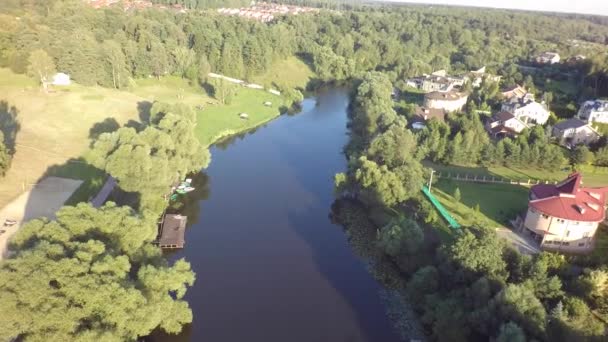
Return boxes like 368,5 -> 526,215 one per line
26,49 -> 56,90
449,228 -> 507,278
210,77 -> 237,105
377,216 -> 424,256
0,203 -> 195,341
496,321 -> 526,342
454,187 -> 461,202
173,46 -> 196,78
103,40 -> 128,89
354,156 -> 408,207
571,145 -> 594,165
491,284 -> 547,338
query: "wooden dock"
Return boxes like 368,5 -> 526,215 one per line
157,214 -> 187,248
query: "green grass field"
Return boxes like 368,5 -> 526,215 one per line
251,56 -> 314,90
0,67 -> 296,208
196,88 -> 287,146
431,179 -> 529,227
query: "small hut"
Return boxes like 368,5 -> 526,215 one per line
264,101 -> 272,107
239,113 -> 249,119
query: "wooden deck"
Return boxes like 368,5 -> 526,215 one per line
157,214 -> 187,248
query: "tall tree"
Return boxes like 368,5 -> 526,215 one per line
26,49 -> 55,90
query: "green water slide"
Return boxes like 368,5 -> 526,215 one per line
421,186 -> 461,229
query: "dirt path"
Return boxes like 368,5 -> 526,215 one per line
0,177 -> 82,260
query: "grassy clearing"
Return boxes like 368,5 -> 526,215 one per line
196,87 -> 287,146
431,179 -> 529,227
424,161 -> 608,187
130,76 -> 216,107
251,56 -> 314,90
0,67 -> 294,209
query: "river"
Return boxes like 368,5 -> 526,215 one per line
162,88 -> 404,341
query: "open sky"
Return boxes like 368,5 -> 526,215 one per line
381,0 -> 608,16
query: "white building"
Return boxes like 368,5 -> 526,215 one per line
51,73 -> 71,86
486,111 -> 529,138
501,95 -> 550,125
423,91 -> 468,113
536,52 -> 561,64
552,118 -> 601,147
518,173 -> 608,253
578,100 -> 608,124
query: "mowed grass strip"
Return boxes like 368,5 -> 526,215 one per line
196,87 -> 286,146
251,56 -> 314,90
432,179 -> 529,227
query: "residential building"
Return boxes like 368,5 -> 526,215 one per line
423,91 -> 468,113
578,100 -> 608,124
518,173 -> 608,253
501,94 -> 550,125
536,52 -> 561,64
500,85 -> 527,100
552,118 -> 600,146
411,106 -> 445,130
485,111 -> 528,138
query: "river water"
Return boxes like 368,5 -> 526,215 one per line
163,88 -> 403,341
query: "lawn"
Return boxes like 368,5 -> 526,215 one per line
196,87 -> 287,146
0,67 -> 297,209
251,56 -> 314,90
431,179 -> 529,227
130,76 -> 216,107
424,161 -> 608,187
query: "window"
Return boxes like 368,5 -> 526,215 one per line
542,214 -> 549,219
566,231 -> 570,237
545,240 -> 553,245
579,243 -> 585,247
563,242 -> 570,246
583,232 -> 590,238
573,221 -> 580,225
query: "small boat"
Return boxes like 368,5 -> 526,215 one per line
177,186 -> 195,193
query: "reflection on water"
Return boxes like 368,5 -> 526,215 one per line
154,88 -> 404,342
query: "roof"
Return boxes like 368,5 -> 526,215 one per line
158,214 -> 187,247
553,118 -> 587,131
425,91 -> 467,101
492,111 -> 515,122
501,85 -> 527,98
529,173 -> 608,222
413,106 -> 445,122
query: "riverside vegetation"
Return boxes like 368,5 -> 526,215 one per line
1,0 -> 608,340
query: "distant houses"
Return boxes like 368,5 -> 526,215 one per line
515,173 -> 608,253
500,85 -> 527,100
485,111 -> 528,138
410,106 -> 445,130
552,118 -> 600,147
218,2 -> 317,23
423,91 -> 468,113
405,67 -> 499,93
577,100 -> 608,124
500,94 -> 550,125
535,52 -> 561,65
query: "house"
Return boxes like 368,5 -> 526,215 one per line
577,100 -> 608,124
423,91 -> 468,113
536,52 -> 561,64
51,73 -> 71,86
485,111 -> 528,138
552,118 -> 600,147
517,173 -> 608,253
406,71 -> 465,93
501,94 -> 550,125
500,85 -> 527,100
411,106 -> 445,130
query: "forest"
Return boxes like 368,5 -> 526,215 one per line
0,0 -> 608,340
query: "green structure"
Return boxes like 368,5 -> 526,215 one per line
422,185 -> 461,229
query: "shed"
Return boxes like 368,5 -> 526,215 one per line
157,214 -> 187,248
52,73 -> 71,86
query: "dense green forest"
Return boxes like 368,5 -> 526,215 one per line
1,0 -> 608,340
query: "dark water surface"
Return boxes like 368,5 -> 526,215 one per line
163,88 -> 402,342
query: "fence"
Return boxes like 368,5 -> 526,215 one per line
435,172 -> 558,186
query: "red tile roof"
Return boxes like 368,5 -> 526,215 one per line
529,173 -> 608,222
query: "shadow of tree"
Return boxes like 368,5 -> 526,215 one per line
88,117 -> 120,141
137,101 -> 152,124
0,101 -> 21,155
